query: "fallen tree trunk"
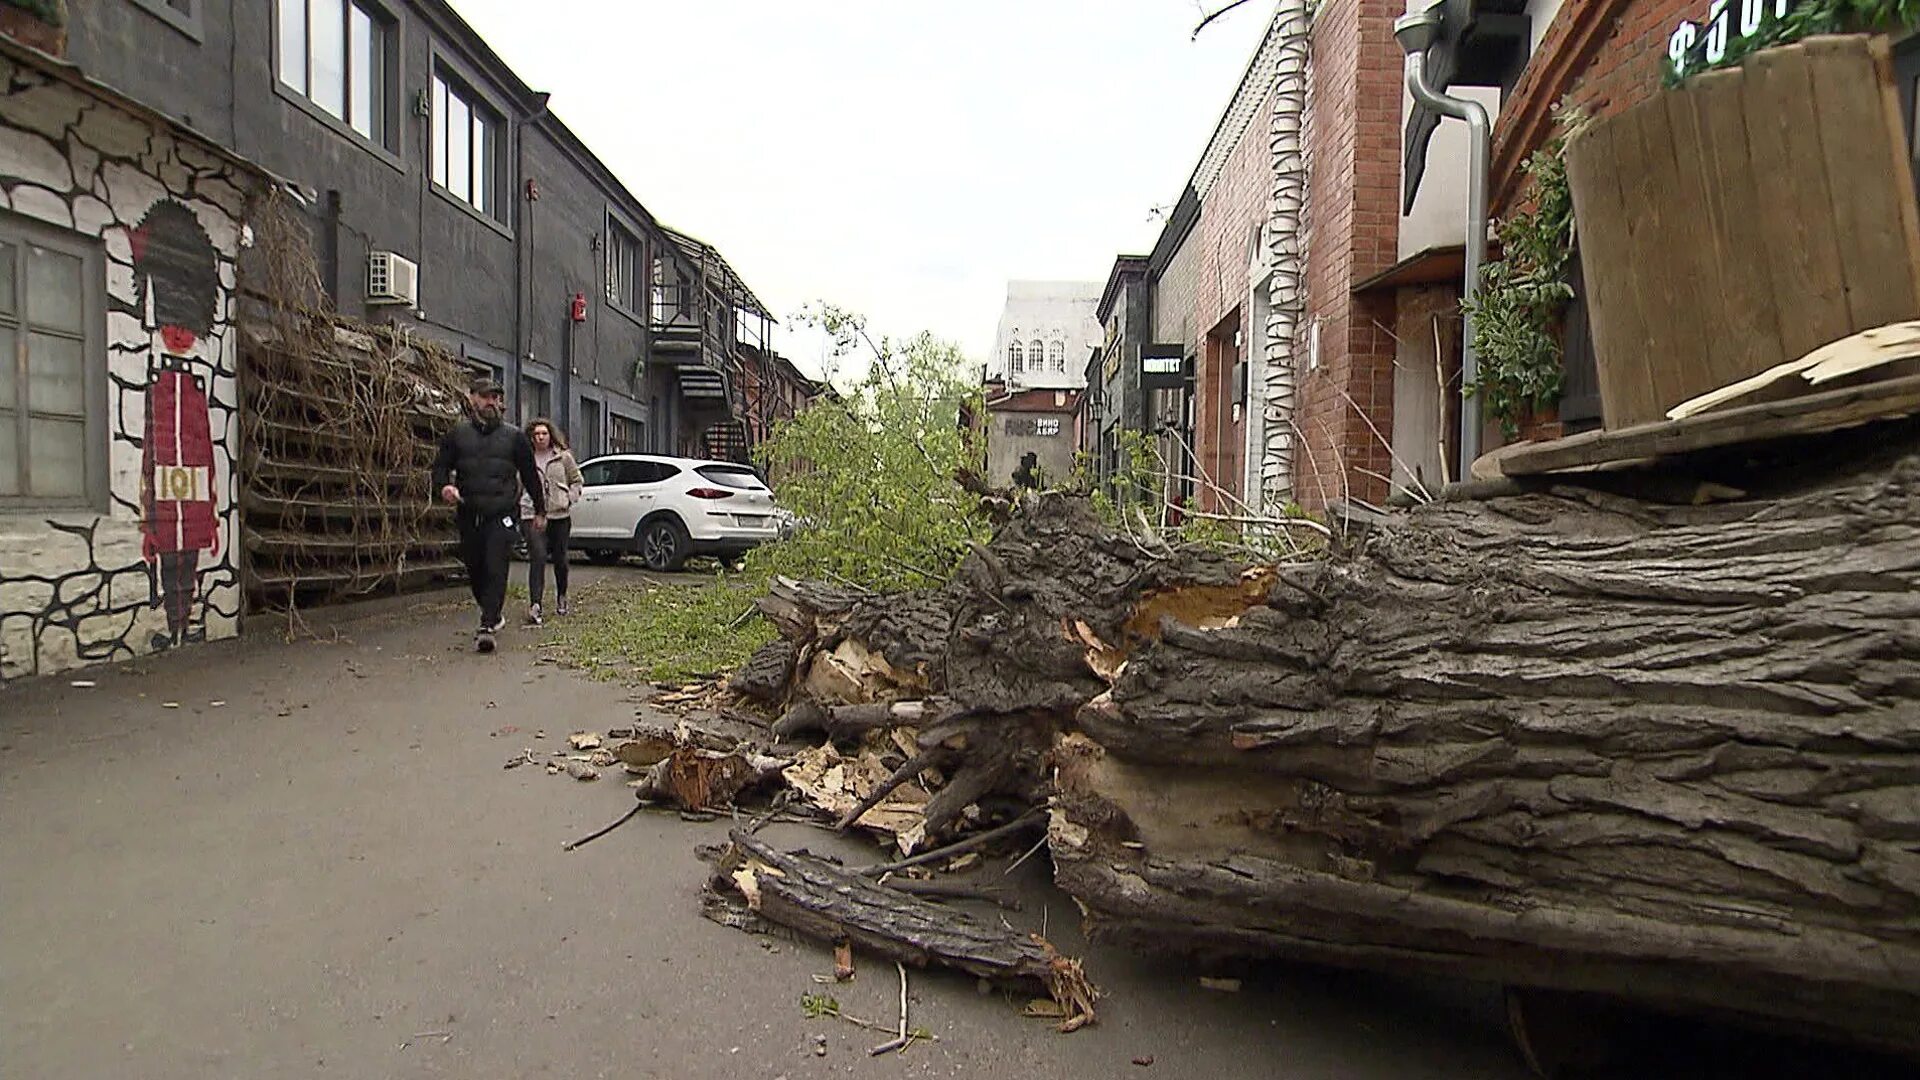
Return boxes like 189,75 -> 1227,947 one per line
1054,435 -> 1920,1057
743,430 -> 1920,1055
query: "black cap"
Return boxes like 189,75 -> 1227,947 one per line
470,376 -> 504,397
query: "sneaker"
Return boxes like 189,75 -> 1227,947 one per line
526,603 -> 543,627
556,596 -> 570,617
476,629 -> 496,654
486,616 -> 507,634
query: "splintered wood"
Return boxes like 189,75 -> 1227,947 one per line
710,832 -> 1098,1032
722,432 -> 1920,1055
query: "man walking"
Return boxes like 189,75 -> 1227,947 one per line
432,378 -> 547,653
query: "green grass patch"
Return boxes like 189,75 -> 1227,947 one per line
540,572 -> 777,684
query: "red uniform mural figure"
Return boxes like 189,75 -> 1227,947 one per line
130,200 -> 222,648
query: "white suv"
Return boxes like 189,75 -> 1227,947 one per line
571,455 -> 783,571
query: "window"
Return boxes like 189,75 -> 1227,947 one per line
695,464 -> 766,490
613,460 -> 677,485
1007,341 -> 1023,374
130,0 -> 202,39
576,398 -> 602,457
1028,340 -> 1046,373
518,374 -> 549,424
1048,340 -> 1066,372
606,221 -> 644,313
580,461 -> 616,487
277,0 -> 393,148
609,413 -> 644,454
432,69 -> 503,220
0,219 -> 104,505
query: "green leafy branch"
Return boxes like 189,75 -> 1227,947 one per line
1463,104 -> 1587,439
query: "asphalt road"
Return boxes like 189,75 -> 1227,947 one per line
1,573 -> 1904,1079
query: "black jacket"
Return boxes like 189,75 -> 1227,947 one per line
431,416 -> 546,519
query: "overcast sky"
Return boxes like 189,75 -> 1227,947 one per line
446,0 -> 1273,384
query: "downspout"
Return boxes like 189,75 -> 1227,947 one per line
1395,5 -> 1489,469
1262,0 -> 1310,511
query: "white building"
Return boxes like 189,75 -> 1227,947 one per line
986,281 -> 1103,390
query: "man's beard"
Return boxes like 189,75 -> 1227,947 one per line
476,404 -> 503,426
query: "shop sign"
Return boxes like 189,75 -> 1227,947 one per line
1668,0 -> 1804,78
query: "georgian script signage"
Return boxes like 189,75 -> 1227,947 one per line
1668,0 -> 1805,78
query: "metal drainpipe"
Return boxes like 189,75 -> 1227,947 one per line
1397,9 -> 1489,469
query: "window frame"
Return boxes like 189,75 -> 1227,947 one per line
1007,340 -> 1024,374
517,372 -> 551,425
0,214 -> 109,512
128,0 -> 204,41
604,215 -> 646,320
609,411 -> 644,455
1047,340 -> 1066,373
272,0 -> 401,161
430,63 -> 509,227
575,396 -> 603,457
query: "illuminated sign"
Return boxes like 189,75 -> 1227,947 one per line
1140,345 -> 1188,391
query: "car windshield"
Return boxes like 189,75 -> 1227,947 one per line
694,465 -> 765,490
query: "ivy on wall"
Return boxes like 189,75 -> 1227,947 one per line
1463,106 -> 1588,439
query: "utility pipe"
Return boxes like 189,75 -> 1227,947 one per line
1395,5 -> 1489,469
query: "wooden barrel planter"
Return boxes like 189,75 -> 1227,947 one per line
1563,34 -> 1920,428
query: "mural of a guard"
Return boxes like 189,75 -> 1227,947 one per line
130,200 -> 222,650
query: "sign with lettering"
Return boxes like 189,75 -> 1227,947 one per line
1668,0 -> 1803,78
1004,416 -> 1064,438
1140,345 -> 1188,391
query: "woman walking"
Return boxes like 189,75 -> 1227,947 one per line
521,419 -> 584,625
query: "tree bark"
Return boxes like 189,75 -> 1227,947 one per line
709,832 -> 1098,1027
1053,436 -> 1920,1056
750,433 -> 1920,1054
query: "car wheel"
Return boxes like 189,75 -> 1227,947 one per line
583,548 -> 621,565
638,517 -> 689,572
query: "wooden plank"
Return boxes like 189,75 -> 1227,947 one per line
1565,116 -> 1658,426
1804,36 -> 1920,330
1744,44 -> 1853,360
1498,371 -> 1920,475
1630,91 -> 1718,416
1676,70 -> 1784,388
1611,103 -> 1692,425
1864,33 -> 1920,308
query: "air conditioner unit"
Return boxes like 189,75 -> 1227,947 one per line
367,251 -> 419,307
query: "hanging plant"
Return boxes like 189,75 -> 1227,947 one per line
1463,105 -> 1587,439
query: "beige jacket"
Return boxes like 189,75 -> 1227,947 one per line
520,449 -> 584,519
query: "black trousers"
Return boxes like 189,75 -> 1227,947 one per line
521,515 -> 572,606
458,507 -> 516,629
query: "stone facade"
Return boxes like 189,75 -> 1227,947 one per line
0,46 -> 265,682
986,281 -> 1104,392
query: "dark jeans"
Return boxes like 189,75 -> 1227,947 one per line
458,507 -> 517,629
522,515 -> 572,606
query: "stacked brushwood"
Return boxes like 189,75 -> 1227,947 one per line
736,428 -> 1920,1058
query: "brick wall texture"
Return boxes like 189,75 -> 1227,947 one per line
1295,0 -> 1404,510
1193,90 -> 1277,508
